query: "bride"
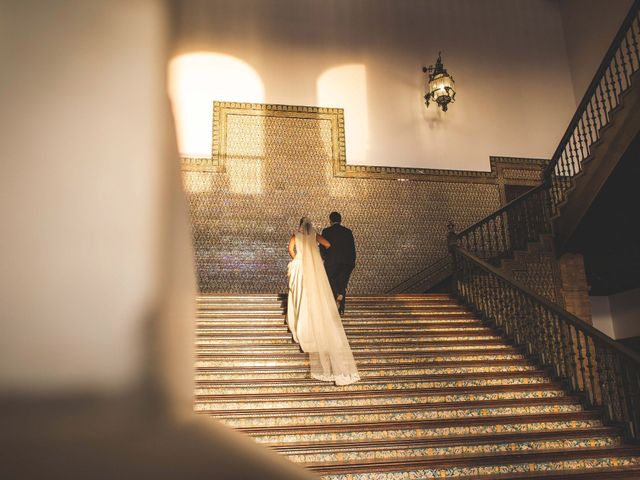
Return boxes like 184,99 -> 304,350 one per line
286,217 -> 360,386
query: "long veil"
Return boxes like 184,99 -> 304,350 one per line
293,220 -> 360,386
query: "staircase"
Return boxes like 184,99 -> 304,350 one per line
195,294 -> 640,479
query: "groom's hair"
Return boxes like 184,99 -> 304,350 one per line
329,211 -> 342,224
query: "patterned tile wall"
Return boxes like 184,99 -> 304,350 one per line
183,102 -> 545,294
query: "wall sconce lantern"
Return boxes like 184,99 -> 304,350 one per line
422,52 -> 456,112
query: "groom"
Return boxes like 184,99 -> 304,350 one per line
320,211 -> 356,315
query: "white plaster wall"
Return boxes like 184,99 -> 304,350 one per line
558,0 -> 634,103
0,0 -> 194,396
610,287 -> 640,339
590,295 -> 616,338
172,0 -> 577,171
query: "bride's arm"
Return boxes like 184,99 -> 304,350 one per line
316,234 -> 331,249
288,235 -> 296,259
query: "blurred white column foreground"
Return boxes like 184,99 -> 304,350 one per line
0,1 -> 313,478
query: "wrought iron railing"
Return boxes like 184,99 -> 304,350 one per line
451,246 -> 640,441
456,0 -> 640,260
456,184 -> 551,262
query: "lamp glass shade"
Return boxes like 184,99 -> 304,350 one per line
429,73 -> 455,101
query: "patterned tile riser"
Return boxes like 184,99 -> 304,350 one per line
197,306 -> 468,311
344,327 -> 491,333
196,338 -> 293,345
285,436 -> 621,464
196,320 -> 483,328
195,354 -> 526,368
196,344 -> 515,354
319,456 -> 640,480
201,326 -> 494,334
349,335 -> 500,343
342,320 -> 482,326
195,335 -> 500,346
250,420 -> 603,444
195,376 -> 550,395
353,344 -> 511,351
339,313 -> 480,319
198,300 -> 462,303
212,404 -> 584,428
195,365 -> 537,380
195,390 -> 565,411
197,315 -> 478,323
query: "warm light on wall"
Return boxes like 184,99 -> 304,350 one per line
167,52 -> 265,157
317,64 -> 369,165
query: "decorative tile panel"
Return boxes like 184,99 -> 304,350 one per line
183,102 -> 547,293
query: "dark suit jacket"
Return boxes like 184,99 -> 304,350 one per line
320,224 -> 356,268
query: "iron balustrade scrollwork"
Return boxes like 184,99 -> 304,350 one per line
455,184 -> 552,263
450,1 -> 640,263
450,246 -> 640,441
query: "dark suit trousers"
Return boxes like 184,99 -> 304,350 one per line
325,263 -> 354,312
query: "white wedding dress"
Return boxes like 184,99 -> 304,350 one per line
287,224 -> 360,386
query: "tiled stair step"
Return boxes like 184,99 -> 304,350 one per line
197,318 -> 482,328
242,411 -> 604,443
197,294 -> 454,301
194,384 -> 565,410
196,351 -> 526,367
196,302 -> 466,311
197,345 -> 521,360
196,333 -> 501,346
339,310 -> 475,317
197,358 -> 533,373
343,322 -> 482,330
195,301 -> 461,310
271,428 -> 622,463
196,371 -> 550,394
341,316 -> 478,324
196,334 -> 293,345
196,317 -> 480,327
196,330 -> 501,339
458,465 -> 640,479
196,294 -> 455,302
349,330 -> 499,338
195,339 -> 512,354
197,326 -> 499,341
305,446 -> 640,479
196,364 -> 537,380
197,295 -> 284,302
197,308 -> 471,316
195,377 -> 549,395
197,324 -> 492,334
197,309 -> 475,318
201,397 -> 585,427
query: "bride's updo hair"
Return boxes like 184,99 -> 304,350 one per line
298,216 -> 313,234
